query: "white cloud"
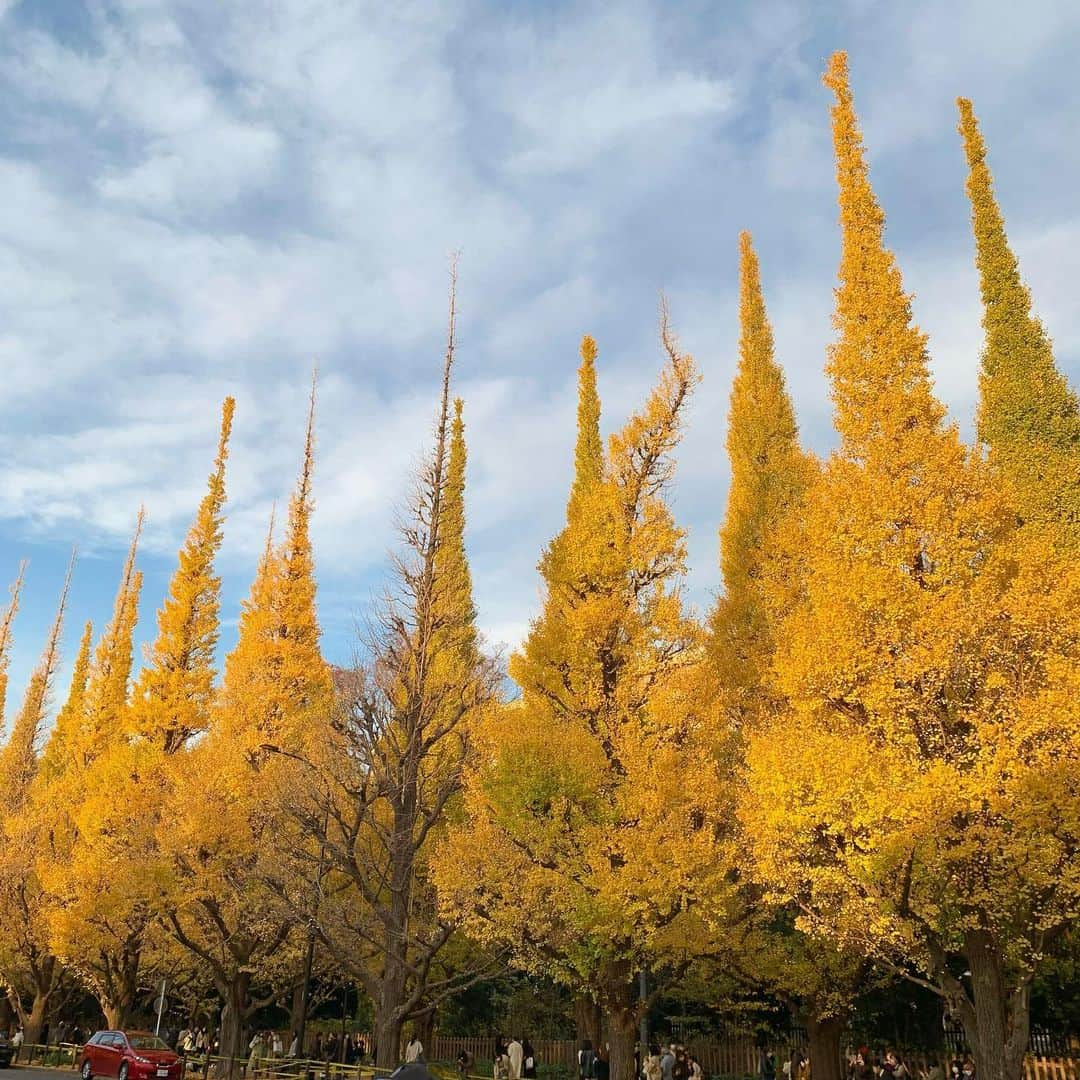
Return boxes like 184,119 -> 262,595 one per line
0,0 -> 1078,706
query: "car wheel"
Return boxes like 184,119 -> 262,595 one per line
119,1063 -> 129,1080
82,1061 -> 93,1080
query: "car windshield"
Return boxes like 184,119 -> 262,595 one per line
128,1036 -> 170,1051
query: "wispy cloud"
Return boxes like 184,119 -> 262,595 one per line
0,0 -> 1078,704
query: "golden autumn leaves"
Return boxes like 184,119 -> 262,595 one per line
438,50 -> 1080,1080
0,46 -> 1076,1080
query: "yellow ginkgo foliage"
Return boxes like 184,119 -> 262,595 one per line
0,563 -> 72,1043
37,518 -> 146,1028
740,52 -> 1080,1080
957,98 -> 1080,551
437,329 -> 733,1080
161,390 -> 331,1072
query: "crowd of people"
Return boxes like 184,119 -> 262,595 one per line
754,1047 -> 979,1080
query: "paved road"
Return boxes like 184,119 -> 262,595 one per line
3,1068 -> 75,1080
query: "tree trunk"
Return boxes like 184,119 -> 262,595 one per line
0,993 -> 12,1037
288,980 -> 305,1042
805,1015 -> 845,1080
24,991 -> 50,1046
599,967 -> 639,1080
954,931 -> 1031,1080
575,995 -> 603,1051
100,949 -> 140,1030
216,971 -> 251,1080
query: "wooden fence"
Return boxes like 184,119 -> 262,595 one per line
426,1038 -> 1078,1080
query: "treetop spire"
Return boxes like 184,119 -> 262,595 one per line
709,232 -> 812,707
957,97 -> 1080,546
822,50 -> 948,463
568,335 -> 603,523
0,560 -> 26,741
0,549 -> 75,813
131,399 -> 234,753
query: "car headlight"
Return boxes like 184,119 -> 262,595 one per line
135,1057 -> 150,1064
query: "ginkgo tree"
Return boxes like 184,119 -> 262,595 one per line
37,518 -> 147,1027
161,391 -> 330,1074
705,233 -> 871,1080
739,52 -> 1080,1080
268,287 -> 502,1070
0,561 -> 72,1043
437,326 -> 734,1080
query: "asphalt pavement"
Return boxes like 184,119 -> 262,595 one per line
3,1068 -> 75,1080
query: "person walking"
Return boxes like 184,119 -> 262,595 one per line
405,1035 -> 424,1063
507,1037 -> 524,1080
579,1041 -> 596,1080
593,1048 -> 610,1080
248,1031 -> 267,1078
522,1039 -> 537,1080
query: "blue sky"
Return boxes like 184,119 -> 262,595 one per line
1,0 -> 1079,722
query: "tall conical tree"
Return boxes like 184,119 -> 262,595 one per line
741,53 -> 1077,1080
708,232 -> 814,711
432,398 -> 478,649
0,559 -> 71,1045
38,514 -> 146,1029
162,393 -> 333,1074
824,52 -> 951,465
568,335 -> 603,522
219,382 -> 331,759
79,512 -> 144,767
957,98 -> 1080,547
39,620 -> 93,784
275,382 -> 330,713
131,398 -> 235,753
0,563 -> 26,740
439,324 -> 718,1080
0,553 -> 74,814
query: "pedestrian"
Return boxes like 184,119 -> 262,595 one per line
272,1032 -> 283,1058
248,1031 -> 267,1077
522,1039 -> 537,1080
495,1050 -> 510,1080
673,1048 -> 689,1080
579,1040 -> 596,1080
288,1032 -> 299,1058
661,1045 -> 676,1080
645,1051 -> 663,1080
760,1050 -> 776,1080
458,1048 -> 473,1079
689,1056 -> 703,1080
507,1037 -> 524,1080
594,1048 -> 610,1080
405,1035 -> 424,1063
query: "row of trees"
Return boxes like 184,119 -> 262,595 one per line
0,51 -> 1077,1080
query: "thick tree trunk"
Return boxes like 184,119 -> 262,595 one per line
100,949 -> 140,1030
0,994 -> 12,1037
216,971 -> 251,1080
600,967 -> 639,1080
288,980 -> 304,1044
804,1015 -> 845,1080
575,995 -> 603,1051
954,931 -> 1031,1080
24,991 -> 50,1046
375,1005 -> 404,1071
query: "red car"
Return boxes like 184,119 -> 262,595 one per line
80,1031 -> 182,1080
